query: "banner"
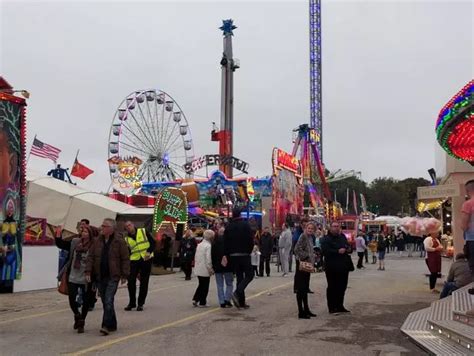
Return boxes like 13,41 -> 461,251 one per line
0,93 -> 26,281
24,216 -> 51,246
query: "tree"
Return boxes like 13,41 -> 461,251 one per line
329,176 -> 368,212
398,178 -> 431,215
367,177 -> 404,215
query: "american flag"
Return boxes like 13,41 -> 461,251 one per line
30,137 -> 61,162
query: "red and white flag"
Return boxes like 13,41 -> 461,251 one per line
30,137 -> 61,162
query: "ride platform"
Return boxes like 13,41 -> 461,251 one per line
401,283 -> 474,355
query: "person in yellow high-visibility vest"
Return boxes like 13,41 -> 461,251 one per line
123,221 -> 156,311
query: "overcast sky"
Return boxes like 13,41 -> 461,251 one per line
1,0 -> 472,192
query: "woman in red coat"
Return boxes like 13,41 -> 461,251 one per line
423,221 -> 443,293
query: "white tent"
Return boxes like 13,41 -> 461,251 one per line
26,171 -> 151,232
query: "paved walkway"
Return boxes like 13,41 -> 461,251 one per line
0,253 -> 452,355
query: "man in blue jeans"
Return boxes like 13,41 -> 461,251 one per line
224,207 -> 254,309
86,218 -> 130,335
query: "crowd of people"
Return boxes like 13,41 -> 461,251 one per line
52,178 -> 474,335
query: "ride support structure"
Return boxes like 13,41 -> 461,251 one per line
211,19 -> 239,178
309,0 -> 322,159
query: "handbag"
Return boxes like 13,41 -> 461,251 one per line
346,254 -> 355,272
299,261 -> 315,273
57,267 -> 69,295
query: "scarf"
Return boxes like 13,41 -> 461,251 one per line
73,236 -> 91,270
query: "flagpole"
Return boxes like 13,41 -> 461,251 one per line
26,134 -> 36,165
73,149 -> 79,167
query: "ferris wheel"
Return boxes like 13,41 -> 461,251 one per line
108,89 -> 194,190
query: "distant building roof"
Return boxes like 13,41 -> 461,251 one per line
0,76 -> 13,93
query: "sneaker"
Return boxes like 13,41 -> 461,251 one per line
136,306 -> 144,311
338,307 -> 350,313
282,273 -> 287,277
197,304 -> 209,308
124,305 -> 136,311
220,303 -> 227,308
100,327 -> 110,336
192,300 -> 198,307
242,304 -> 250,309
329,309 -> 340,315
306,311 -> 317,317
225,301 -> 233,308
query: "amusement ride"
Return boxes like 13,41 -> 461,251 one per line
108,89 -> 195,192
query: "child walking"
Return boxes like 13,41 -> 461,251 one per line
251,245 -> 261,277
368,238 -> 378,264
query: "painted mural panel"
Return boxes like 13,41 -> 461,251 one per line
0,95 -> 26,280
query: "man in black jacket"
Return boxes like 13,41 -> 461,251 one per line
224,207 -> 254,309
259,227 -> 274,277
320,221 -> 352,314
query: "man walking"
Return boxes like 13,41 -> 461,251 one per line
259,227 -> 273,277
355,233 -> 366,269
123,221 -> 155,311
279,223 -> 293,276
224,207 -> 254,309
86,218 -> 130,335
320,222 -> 352,314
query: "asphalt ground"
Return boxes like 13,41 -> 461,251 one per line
0,252 -> 450,355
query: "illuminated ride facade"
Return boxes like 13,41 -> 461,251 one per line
436,80 -> 473,165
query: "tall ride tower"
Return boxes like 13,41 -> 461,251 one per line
309,0 -> 323,159
212,19 -> 239,178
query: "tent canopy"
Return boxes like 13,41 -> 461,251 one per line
26,171 -> 152,232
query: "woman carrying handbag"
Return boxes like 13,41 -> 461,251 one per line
55,225 -> 96,333
293,222 -> 317,319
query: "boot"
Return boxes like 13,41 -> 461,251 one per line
77,319 -> 85,334
297,293 -> 307,319
73,314 -> 81,330
303,293 -> 317,317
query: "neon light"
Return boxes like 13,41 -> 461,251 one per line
436,80 -> 474,162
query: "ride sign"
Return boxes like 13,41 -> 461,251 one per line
272,148 -> 301,175
152,187 -> 188,232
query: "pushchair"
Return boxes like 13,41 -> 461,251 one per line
314,247 -> 323,272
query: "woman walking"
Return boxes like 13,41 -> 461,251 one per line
180,229 -> 197,281
293,222 -> 316,319
424,223 -> 443,293
192,230 -> 215,307
56,225 -> 95,333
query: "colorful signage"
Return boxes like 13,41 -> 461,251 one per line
183,154 -> 249,175
246,178 -> 255,202
152,187 -> 188,232
108,156 -> 143,195
272,148 -> 301,175
0,92 -> 27,281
